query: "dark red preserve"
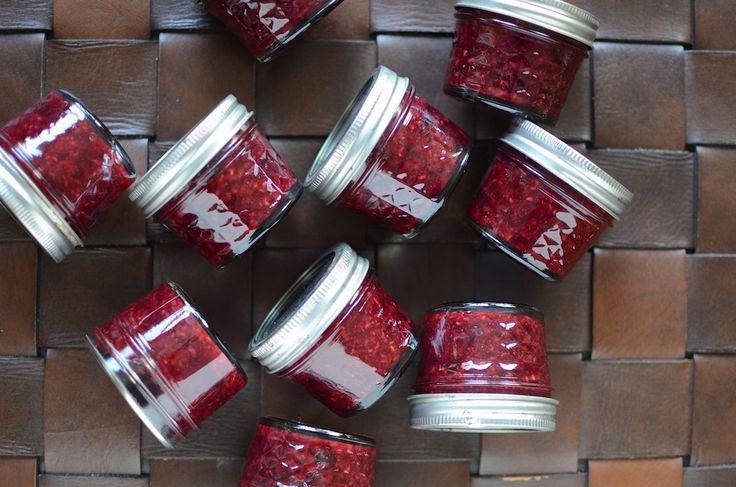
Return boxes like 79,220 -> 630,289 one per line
249,243 -> 417,417
0,90 -> 135,262
445,0 -> 599,124
87,282 -> 247,448
202,0 -> 345,62
239,418 -> 376,486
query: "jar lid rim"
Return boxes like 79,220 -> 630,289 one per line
429,301 -> 543,317
260,417 -> 376,446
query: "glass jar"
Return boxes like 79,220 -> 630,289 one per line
445,0 -> 599,125
239,417 -> 376,486
129,95 -> 301,267
202,0 -> 345,62
0,90 -> 136,262
409,302 -> 558,433
306,66 -> 471,238
468,120 -> 633,281
87,282 -> 247,448
249,243 -> 417,417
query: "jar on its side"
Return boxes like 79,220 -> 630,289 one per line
87,282 -> 247,448
445,0 -> 598,124
250,243 -> 417,417
0,90 -> 136,262
409,302 -> 558,433
202,0 -> 344,62
468,120 -> 633,281
239,417 -> 376,486
130,96 -> 301,267
307,66 -> 471,238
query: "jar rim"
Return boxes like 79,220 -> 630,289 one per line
429,301 -> 543,318
260,417 -> 376,447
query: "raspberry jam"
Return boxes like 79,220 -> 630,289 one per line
130,96 -> 301,267
87,282 -> 247,448
0,90 -> 135,262
239,418 -> 376,486
408,302 -> 558,433
202,0 -> 345,62
307,66 -> 470,238
467,120 -> 633,281
445,0 -> 598,124
250,243 -> 417,417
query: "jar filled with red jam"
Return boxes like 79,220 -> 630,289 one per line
202,0 -> 344,62
468,120 -> 633,281
87,282 -> 247,448
249,243 -> 417,417
0,90 -> 136,262
306,66 -> 471,238
445,0 -> 599,124
239,417 -> 376,486
129,95 -> 301,267
409,302 -> 558,433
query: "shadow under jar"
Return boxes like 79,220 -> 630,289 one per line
409,302 -> 558,433
306,66 -> 471,238
445,0 -> 599,125
87,282 -> 247,448
0,90 -> 135,262
129,95 -> 301,267
249,243 -> 417,417
468,119 -> 633,281
239,417 -> 376,486
202,0 -> 345,62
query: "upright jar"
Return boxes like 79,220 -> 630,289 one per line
202,0 -> 345,62
249,243 -> 417,417
468,120 -> 633,281
0,90 -> 136,262
445,0 -> 599,124
409,302 -> 558,432
129,95 -> 301,267
239,417 -> 376,486
87,282 -> 247,448
307,66 -> 471,238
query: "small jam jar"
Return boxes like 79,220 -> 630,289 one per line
468,120 -> 633,281
306,66 -> 471,238
0,90 -> 135,262
409,302 -> 558,433
129,95 -> 301,267
249,243 -> 417,417
87,282 -> 247,448
239,417 -> 376,486
445,0 -> 599,124
202,0 -> 344,62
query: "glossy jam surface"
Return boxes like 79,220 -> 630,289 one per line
445,9 -> 589,124
239,420 -> 376,486
95,283 -> 246,436
468,145 -> 612,280
0,90 -> 135,235
155,120 -> 300,266
202,0 -> 342,60
337,91 -> 469,236
414,305 -> 551,397
283,272 -> 417,416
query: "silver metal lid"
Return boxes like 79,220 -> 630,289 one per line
249,243 -> 370,374
501,119 -> 633,219
0,147 -> 82,262
456,0 -> 599,47
129,95 -> 254,217
408,393 -> 558,433
260,417 -> 376,447
306,66 -> 410,204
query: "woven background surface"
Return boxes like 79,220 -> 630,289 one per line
0,0 -> 735,485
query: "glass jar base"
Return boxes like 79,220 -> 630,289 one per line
444,85 -> 557,126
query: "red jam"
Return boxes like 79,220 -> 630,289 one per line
202,0 -> 344,62
414,303 -> 551,397
445,8 -> 590,124
90,283 -> 247,445
239,418 -> 376,486
0,90 -> 135,235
